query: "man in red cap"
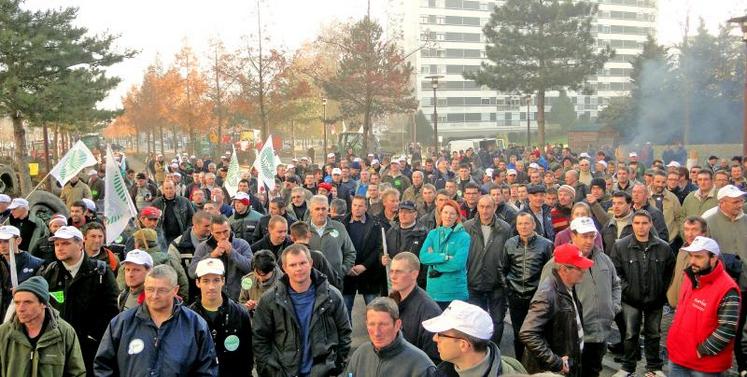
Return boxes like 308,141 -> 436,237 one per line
123,206 -> 168,253
519,243 -> 592,377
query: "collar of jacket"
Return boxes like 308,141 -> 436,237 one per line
206,233 -> 235,248
191,291 -> 232,318
276,268 -> 329,299
373,332 -> 407,359
518,233 -> 538,245
8,306 -> 62,348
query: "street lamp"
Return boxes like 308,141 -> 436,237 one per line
525,95 -> 532,148
728,15 -> 747,158
426,75 -> 443,155
322,97 -> 328,157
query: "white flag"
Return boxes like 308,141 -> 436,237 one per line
224,145 -> 240,197
49,140 -> 98,186
104,145 -> 137,244
252,135 -> 278,192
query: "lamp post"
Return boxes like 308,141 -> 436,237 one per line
322,98 -> 328,156
426,75 -> 443,155
728,15 -> 747,158
525,95 -> 532,148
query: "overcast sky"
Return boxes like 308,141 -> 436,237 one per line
23,0 -> 747,110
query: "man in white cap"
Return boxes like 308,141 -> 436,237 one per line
703,184 -> 747,371
540,217 -> 621,377
666,236 -> 741,376
0,225 -> 45,316
0,194 -> 11,224
60,174 -> 92,209
189,258 -> 253,376
117,249 -> 153,312
382,159 -> 412,195
8,198 -> 47,257
39,225 -> 119,375
422,300 -> 506,376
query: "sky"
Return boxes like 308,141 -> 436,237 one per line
23,0 -> 747,110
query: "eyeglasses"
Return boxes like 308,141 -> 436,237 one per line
436,332 -> 466,341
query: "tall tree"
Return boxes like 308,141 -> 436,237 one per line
318,17 -> 418,153
465,0 -> 612,146
0,0 -> 134,194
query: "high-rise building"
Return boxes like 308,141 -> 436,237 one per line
387,0 -> 657,141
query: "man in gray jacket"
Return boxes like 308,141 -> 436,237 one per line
344,297 -> 436,377
540,217 -> 621,377
462,195 -> 512,343
305,195 -> 356,282
189,215 -> 253,300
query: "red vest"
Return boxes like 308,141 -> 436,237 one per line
666,261 -> 740,372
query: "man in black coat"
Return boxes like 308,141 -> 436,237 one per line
250,197 -> 297,243
342,196 -> 384,320
39,226 -> 119,376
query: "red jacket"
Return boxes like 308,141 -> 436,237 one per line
667,261 -> 740,373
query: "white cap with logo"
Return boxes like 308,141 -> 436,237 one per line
123,249 -> 154,268
0,226 -> 20,240
233,191 -> 251,201
0,194 -> 10,204
717,185 -> 747,201
331,168 -> 342,175
570,217 -> 597,234
196,258 -> 225,277
48,226 -> 83,242
681,236 -> 720,256
422,300 -> 493,340
81,198 -> 96,212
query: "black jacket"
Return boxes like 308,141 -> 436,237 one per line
386,220 -> 429,288
463,215 -> 512,292
496,202 -> 518,227
394,286 -> 442,362
520,205 -> 555,241
601,217 -> 633,256
152,195 -> 195,242
342,214 -> 385,295
250,212 -> 297,243
252,269 -> 351,377
189,294 -> 253,377
519,270 -> 584,377
39,253 -> 120,375
502,234 -> 554,300
611,234 -> 675,309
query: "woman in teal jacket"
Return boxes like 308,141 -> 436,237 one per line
419,199 -> 470,309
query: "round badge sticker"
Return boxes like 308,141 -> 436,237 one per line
330,229 -> 339,238
128,339 -> 145,355
224,335 -> 240,352
241,277 -> 253,291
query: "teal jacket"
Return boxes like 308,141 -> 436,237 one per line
419,223 -> 470,302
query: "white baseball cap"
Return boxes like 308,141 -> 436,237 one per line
123,249 -> 154,268
596,160 -> 608,169
422,300 -> 493,340
506,169 -> 517,176
628,152 -> 638,158
196,258 -> 225,277
233,191 -> 251,201
0,194 -> 11,204
485,168 -> 494,177
87,169 -> 98,176
717,185 -> 747,201
579,152 -> 591,159
666,161 -> 681,168
48,226 -> 83,241
327,153 -> 335,158
7,198 -> 29,210
0,226 -> 20,240
681,236 -> 720,256
371,159 -> 380,165
331,168 -> 342,175
528,162 -> 540,170
81,198 -> 96,212
570,217 -> 597,234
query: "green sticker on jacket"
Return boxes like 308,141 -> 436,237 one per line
224,335 -> 240,351
50,291 -> 64,304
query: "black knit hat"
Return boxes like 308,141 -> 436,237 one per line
590,178 -> 607,192
15,276 -> 49,305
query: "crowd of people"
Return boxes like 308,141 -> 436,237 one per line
0,142 -> 745,377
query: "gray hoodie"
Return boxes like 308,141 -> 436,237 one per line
343,332 -> 435,377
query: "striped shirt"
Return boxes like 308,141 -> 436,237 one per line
697,288 -> 741,356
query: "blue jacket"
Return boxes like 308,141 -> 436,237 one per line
419,223 -> 471,302
94,300 -> 218,377
0,252 -> 45,319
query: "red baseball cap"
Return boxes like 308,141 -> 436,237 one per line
139,206 -> 161,219
554,244 -> 594,270
318,182 -> 333,192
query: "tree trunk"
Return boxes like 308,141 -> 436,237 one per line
159,124 -> 164,155
53,126 -> 59,162
537,90 -> 546,147
11,114 -> 33,195
362,109 -> 371,155
173,125 -> 178,154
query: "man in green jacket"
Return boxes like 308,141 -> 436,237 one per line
0,276 -> 86,377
